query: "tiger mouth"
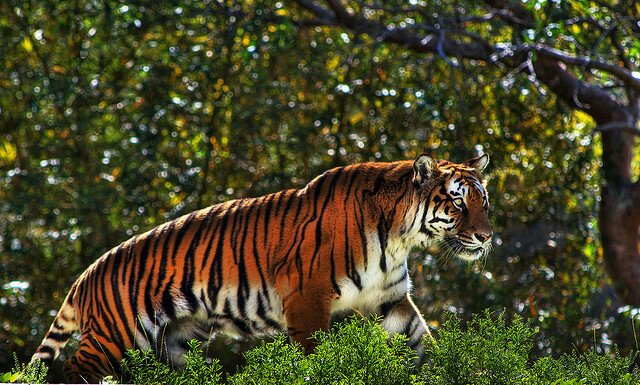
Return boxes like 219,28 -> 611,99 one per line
456,246 -> 485,261
442,236 -> 486,261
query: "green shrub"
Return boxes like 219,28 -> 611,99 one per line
524,349 -> 639,385
229,316 -> 419,385
305,316 -> 419,385
422,310 -> 533,385
422,310 -> 640,385
120,340 -> 222,385
227,335 -> 308,385
9,310 -> 640,384
0,355 -> 48,384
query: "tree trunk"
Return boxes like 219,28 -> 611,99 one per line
600,184 -> 640,306
534,58 -> 640,305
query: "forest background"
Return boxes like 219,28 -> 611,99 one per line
1,0 -> 640,380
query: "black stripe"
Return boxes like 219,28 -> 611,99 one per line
183,215 -> 211,313
379,298 -> 403,317
384,268 -> 408,290
156,220 -> 184,319
236,204 -> 253,317
161,288 -> 176,319
378,216 -> 390,272
229,202 -> 243,265
263,194 -> 274,248
125,237 -> 142,337
279,191 -> 296,242
135,228 -> 157,323
172,212 -> 197,264
46,331 -> 71,342
274,191 -> 285,214
157,220 -> 178,320
210,204 -> 233,297
155,221 -> 176,298
309,168 -> 344,275
223,298 -> 251,334
199,205 -> 222,270
36,345 -> 55,355
256,292 -> 282,330
356,202 -> 369,268
105,246 -> 133,345
199,207 -> 227,314
329,243 -> 341,295
252,198 -> 270,305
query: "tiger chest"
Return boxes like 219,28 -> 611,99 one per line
330,237 -> 411,315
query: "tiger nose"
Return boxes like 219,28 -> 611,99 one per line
474,231 -> 493,243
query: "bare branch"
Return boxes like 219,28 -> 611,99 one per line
505,44 -> 640,92
324,0 -> 353,23
294,0 -> 493,60
493,8 -> 535,28
595,122 -> 640,136
295,0 -> 335,21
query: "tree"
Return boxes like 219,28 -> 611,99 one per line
292,0 -> 640,305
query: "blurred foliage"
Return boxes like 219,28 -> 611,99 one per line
0,0 -> 637,381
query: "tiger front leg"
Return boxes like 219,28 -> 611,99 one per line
380,293 -> 431,360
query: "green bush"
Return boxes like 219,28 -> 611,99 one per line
422,310 -> 533,385
421,310 -> 639,385
227,335 -> 308,385
120,340 -> 222,385
304,316 -> 419,385
7,311 -> 640,384
228,316 -> 419,385
524,349 -> 638,385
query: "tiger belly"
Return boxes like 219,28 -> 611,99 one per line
135,283 -> 287,365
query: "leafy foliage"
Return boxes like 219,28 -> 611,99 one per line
422,311 -> 533,385
120,340 -> 222,385
230,316 -> 419,385
120,316 -> 419,385
47,313 -> 640,384
227,335 -> 307,385
305,316 -> 418,385
421,311 -> 638,385
0,355 -> 48,384
525,350 -> 639,385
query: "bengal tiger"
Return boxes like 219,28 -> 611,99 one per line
31,154 -> 492,383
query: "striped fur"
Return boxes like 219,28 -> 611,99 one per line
31,154 -> 492,382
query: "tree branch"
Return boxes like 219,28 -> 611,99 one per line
294,0 -> 495,60
595,122 -> 640,136
512,44 -> 640,92
295,1 -> 639,92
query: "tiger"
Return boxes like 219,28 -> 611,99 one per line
31,153 -> 492,383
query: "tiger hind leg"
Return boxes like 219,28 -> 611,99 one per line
282,289 -> 333,352
157,318 -> 219,366
62,332 -> 119,383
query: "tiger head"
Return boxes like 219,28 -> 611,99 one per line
412,153 -> 492,261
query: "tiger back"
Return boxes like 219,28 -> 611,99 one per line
31,154 -> 492,383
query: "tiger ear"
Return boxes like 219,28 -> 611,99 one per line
464,153 -> 489,173
413,154 -> 439,186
